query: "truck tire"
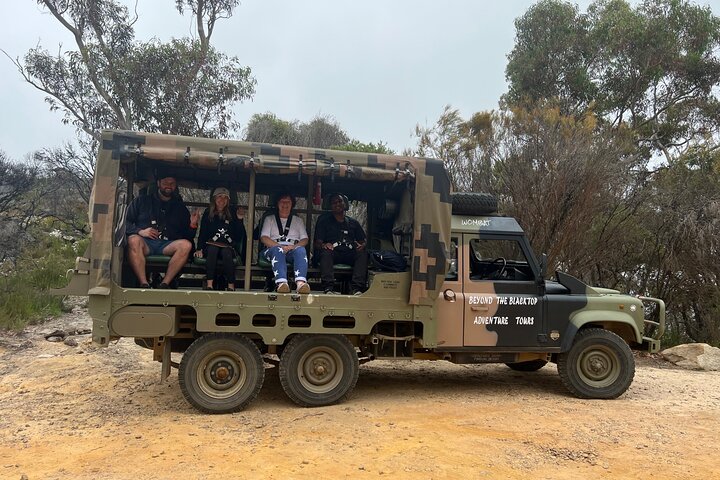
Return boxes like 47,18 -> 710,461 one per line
505,359 -> 548,372
134,337 -> 154,350
557,328 -> 634,399
451,192 -> 497,215
179,333 -> 265,414
279,334 -> 359,407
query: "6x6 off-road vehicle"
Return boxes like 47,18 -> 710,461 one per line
56,130 -> 665,413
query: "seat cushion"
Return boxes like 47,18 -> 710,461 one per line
146,255 -> 171,264
193,257 -> 241,266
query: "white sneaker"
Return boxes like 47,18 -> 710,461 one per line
296,282 -> 311,294
276,282 -> 290,293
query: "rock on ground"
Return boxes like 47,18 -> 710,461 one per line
661,343 -> 720,371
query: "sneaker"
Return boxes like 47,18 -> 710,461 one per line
226,287 -> 235,292
139,283 -> 151,289
324,289 -> 340,295
157,282 -> 170,289
296,282 -> 311,294
352,290 -> 363,296
203,286 -> 213,291
276,282 -> 291,293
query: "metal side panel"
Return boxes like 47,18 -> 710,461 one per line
109,306 -> 179,337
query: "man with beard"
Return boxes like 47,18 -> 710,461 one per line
125,174 -> 198,288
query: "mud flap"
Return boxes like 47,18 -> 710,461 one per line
161,337 -> 172,381
152,337 -> 173,382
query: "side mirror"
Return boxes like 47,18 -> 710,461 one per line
538,253 -> 547,282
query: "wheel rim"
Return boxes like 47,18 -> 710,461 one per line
576,345 -> 619,388
297,346 -> 344,394
196,349 -> 248,399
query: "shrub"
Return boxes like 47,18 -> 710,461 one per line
0,234 -> 88,330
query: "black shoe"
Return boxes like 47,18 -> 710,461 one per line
203,286 -> 213,291
157,282 -> 170,289
226,287 -> 235,292
139,283 -> 151,289
324,289 -> 340,295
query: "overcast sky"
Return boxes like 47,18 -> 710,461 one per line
2,0 -> 718,162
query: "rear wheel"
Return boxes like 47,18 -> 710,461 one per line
557,328 -> 634,399
505,359 -> 548,372
279,334 -> 359,407
179,333 -> 265,413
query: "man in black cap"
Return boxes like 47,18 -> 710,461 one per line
314,193 -> 368,295
125,175 -> 198,288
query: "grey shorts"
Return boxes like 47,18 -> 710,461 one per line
143,238 -> 174,256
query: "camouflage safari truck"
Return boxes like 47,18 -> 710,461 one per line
55,130 -> 666,413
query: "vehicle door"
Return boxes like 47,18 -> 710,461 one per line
462,234 -> 544,348
436,235 -> 465,347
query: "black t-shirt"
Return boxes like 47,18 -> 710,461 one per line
314,214 -> 366,252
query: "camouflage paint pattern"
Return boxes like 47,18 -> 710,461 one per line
91,130 -> 451,305
433,219 -> 651,351
77,130 -> 662,354
87,134 -> 123,295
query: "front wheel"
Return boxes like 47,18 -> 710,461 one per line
557,328 -> 634,399
179,333 -> 265,413
279,334 -> 359,407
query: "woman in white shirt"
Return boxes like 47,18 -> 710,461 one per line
259,193 -> 310,293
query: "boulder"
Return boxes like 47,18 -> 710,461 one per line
661,343 -> 720,371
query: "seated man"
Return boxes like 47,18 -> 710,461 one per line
259,193 -> 310,294
125,175 -> 197,288
314,193 -> 368,295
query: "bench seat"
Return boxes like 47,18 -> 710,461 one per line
142,255 -> 355,291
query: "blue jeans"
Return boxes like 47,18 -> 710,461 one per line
263,245 -> 308,284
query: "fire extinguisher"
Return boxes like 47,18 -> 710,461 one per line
313,177 -> 322,206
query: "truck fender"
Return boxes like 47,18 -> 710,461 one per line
560,310 -> 642,352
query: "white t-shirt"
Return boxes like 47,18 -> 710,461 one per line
260,214 -> 308,246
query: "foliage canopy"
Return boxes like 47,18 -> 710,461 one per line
505,0 -> 720,162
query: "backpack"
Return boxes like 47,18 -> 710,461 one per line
369,250 -> 407,272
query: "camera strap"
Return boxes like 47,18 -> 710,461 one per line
274,213 -> 293,242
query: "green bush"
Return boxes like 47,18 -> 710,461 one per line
0,234 -> 88,330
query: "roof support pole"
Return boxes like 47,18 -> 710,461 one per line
243,168 -> 256,290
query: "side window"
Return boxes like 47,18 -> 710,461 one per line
468,238 -> 534,281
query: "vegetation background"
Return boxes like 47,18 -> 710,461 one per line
1,0 -> 718,347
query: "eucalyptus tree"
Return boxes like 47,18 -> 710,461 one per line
505,0 -> 720,161
244,113 -> 350,149
6,0 -> 256,215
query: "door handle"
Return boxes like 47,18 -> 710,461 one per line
471,306 -> 489,311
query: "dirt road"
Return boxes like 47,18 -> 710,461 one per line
1,306 -> 719,480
